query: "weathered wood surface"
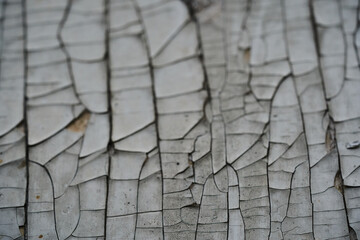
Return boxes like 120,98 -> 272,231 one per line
0,0 -> 360,239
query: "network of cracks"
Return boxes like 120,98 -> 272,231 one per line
0,0 -> 360,239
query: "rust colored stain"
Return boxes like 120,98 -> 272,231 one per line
67,111 -> 91,133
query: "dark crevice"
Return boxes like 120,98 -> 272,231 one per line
31,0 -> 73,238
350,226 -> 359,240
242,0 -> 271,238
194,174 -> 209,240
21,0 -> 29,238
56,0 -> 89,106
3,0 -> 358,239
265,73 -> 290,240
132,0 -> 165,238
182,0 -> 220,13
353,2 -> 360,71
104,0 -> 113,237
29,161 -> 60,239
186,2 -> 221,238
290,63 -> 316,240
68,185 -> 82,238
229,164 -> 246,234
309,0 -> 353,237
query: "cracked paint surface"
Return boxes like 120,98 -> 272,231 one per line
0,0 -> 359,239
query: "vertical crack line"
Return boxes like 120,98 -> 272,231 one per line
229,164 -> 245,239
194,174 -> 210,240
132,0 -> 165,238
0,1 -> 4,59
353,2 -> 360,69
265,73 -> 292,240
21,0 -> 29,237
184,2 -> 226,237
280,0 -> 315,235
218,0 -> 228,178
186,1 -> 212,118
104,0 -> 112,237
45,164 -> 60,239
56,0 -> 81,102
49,1 -> 73,239
241,1 -> 253,237
185,2 -> 215,192
308,0 -> 352,234
282,168 -> 296,236
292,80 -> 315,236
237,0 -> 273,237
226,176 -> 230,239
266,104 -> 274,239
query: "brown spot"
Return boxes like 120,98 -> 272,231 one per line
244,49 -> 251,62
38,234 -> 43,238
18,125 -> 25,133
0,159 -> 3,164
36,195 -> 40,200
67,111 -> 90,133
19,226 -> 25,236
325,128 -> 333,152
188,160 -> 193,166
334,171 -> 344,194
17,160 -> 26,169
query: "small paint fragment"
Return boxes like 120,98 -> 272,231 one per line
325,128 -> 333,152
334,171 -> 344,194
346,140 -> 360,149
